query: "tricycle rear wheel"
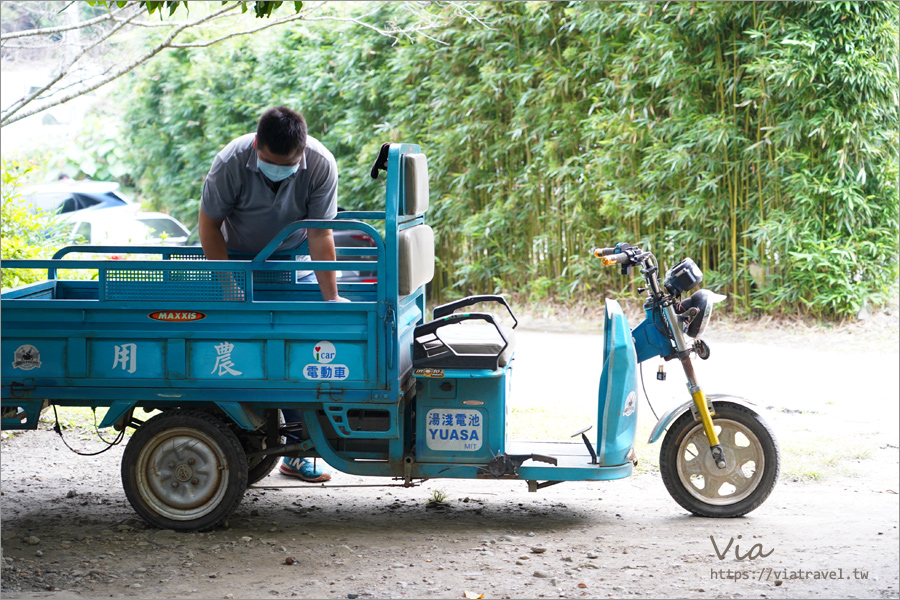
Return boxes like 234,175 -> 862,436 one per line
243,410 -> 286,486
247,452 -> 280,486
660,402 -> 779,517
121,409 -> 248,531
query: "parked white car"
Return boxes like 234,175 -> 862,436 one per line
64,206 -> 190,246
19,180 -> 132,214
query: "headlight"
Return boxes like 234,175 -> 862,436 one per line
664,258 -> 703,295
675,289 -> 727,338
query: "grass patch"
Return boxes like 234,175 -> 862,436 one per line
425,488 -> 452,510
780,435 -> 874,482
507,406 -> 596,442
428,488 -> 449,503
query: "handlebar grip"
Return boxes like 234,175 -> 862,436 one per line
592,247 -> 617,258
601,253 -> 630,266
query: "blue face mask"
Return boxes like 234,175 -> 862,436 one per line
257,157 -> 299,182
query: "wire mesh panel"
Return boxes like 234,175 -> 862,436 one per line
253,270 -> 294,283
163,252 -> 293,286
168,252 -> 207,261
104,269 -> 247,302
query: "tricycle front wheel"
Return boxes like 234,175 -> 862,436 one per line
660,403 -> 779,517
121,409 -> 248,531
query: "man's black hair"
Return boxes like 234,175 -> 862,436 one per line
256,106 -> 307,156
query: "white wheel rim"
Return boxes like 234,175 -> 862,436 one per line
135,427 -> 230,521
675,418 -> 765,506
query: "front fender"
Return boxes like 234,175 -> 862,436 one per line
647,394 -> 757,444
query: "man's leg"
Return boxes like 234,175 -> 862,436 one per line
283,269 -> 330,481
279,408 -> 331,482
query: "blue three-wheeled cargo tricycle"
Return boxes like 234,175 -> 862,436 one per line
1,144 -> 779,531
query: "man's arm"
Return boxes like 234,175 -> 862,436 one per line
198,207 -> 246,300
307,228 -> 341,301
198,208 -> 228,260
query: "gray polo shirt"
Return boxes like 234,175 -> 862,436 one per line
201,133 -> 338,254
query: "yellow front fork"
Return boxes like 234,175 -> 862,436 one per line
664,302 -> 725,466
692,389 -> 720,446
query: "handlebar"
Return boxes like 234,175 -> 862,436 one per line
593,243 -> 641,267
591,242 -> 656,281
592,243 -> 643,266
591,247 -> 617,258
600,253 -> 630,266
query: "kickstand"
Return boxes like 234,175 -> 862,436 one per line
570,426 -> 598,464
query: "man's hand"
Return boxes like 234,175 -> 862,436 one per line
198,208 -> 244,300
198,209 -> 228,260
308,228 -> 340,301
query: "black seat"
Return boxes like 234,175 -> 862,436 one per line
413,296 -> 518,371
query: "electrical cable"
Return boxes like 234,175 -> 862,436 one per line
639,363 -> 660,421
653,305 -> 672,339
93,406 -> 127,445
641,255 -> 676,340
52,405 -> 125,456
636,254 -> 670,421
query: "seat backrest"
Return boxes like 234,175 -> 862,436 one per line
398,224 -> 434,296
397,152 -> 433,295
403,153 -> 429,215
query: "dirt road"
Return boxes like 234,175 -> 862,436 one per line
2,317 -> 898,599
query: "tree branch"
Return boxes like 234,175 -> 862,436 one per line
1,2 -> 242,127
451,2 -> 497,31
168,2 -> 324,48
0,2 -> 137,40
108,1 -> 326,28
2,6 -> 144,124
302,2 -> 453,46
1,1 -> 483,128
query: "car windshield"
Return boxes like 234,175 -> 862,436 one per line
137,218 -> 187,238
18,183 -> 131,215
23,192 -> 70,213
